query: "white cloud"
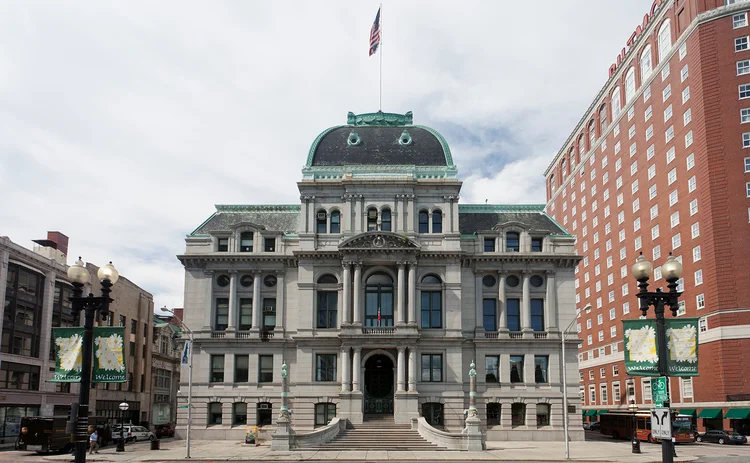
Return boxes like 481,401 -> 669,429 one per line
0,0 -> 657,310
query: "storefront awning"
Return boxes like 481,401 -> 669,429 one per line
596,410 -> 610,416
678,409 -> 696,416
583,410 -> 597,416
724,408 -> 750,419
697,408 -> 723,419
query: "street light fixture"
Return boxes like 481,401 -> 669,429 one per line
562,303 -> 591,460
629,400 -> 641,454
631,252 -> 683,463
162,307 -> 194,459
117,402 -> 129,452
67,258 -> 118,463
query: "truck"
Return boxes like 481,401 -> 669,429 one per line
15,416 -> 112,453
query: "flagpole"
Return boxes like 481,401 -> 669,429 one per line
379,3 -> 383,112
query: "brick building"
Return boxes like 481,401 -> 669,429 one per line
544,0 -> 750,434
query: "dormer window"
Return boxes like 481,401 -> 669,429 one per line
484,238 -> 496,252
531,237 -> 543,252
330,211 -> 341,233
264,237 -> 275,252
316,211 -> 327,234
418,210 -> 429,233
506,232 -> 520,252
381,208 -> 391,232
240,232 -> 254,252
367,208 -> 378,231
218,238 -> 228,252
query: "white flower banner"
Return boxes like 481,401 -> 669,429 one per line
623,318 -> 699,377
92,327 -> 127,383
51,327 -> 84,382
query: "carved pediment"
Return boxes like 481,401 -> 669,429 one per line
338,232 -> 420,251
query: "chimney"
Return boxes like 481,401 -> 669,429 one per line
32,231 -> 69,266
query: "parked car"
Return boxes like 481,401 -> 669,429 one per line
588,422 -> 601,431
154,423 -> 175,438
696,430 -> 747,445
111,425 -> 155,442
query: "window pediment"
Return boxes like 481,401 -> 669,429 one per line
338,231 -> 420,251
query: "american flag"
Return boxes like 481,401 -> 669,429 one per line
369,7 -> 381,56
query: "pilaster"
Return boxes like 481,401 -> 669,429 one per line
275,270 -> 285,334
342,262 -> 352,325
396,262 -> 406,326
202,270 -> 214,331
497,272 -> 507,331
352,263 -> 362,325
251,271 -> 262,332
545,270 -> 558,331
226,270 -> 238,332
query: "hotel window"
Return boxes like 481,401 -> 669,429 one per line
670,211 -> 680,228
609,308 -> 616,320
644,86 -> 651,102
620,247 -> 627,260
600,103 -> 608,129
618,211 -> 625,225
663,84 -> 672,102
608,290 -> 615,303
668,168 -> 677,185
625,68 -> 636,102
629,125 -> 636,140
240,232 -> 254,252
621,265 -> 628,278
684,108 -> 692,126
682,87 -> 691,104
746,157 -> 750,172
667,147 -> 676,164
616,176 -> 623,190
645,106 -> 653,123
632,198 -> 640,213
598,330 -> 604,342
589,120 -> 596,145
597,314 -> 603,326
735,13 -> 748,29
612,88 -> 622,117
743,108 -> 750,124
653,245 -> 661,260
664,104 -> 673,122
586,319 -> 592,330
666,126 -> 674,143
693,245 -> 701,262
235,355 -> 249,383
742,84 -> 750,99
738,60 -> 750,75
631,161 -> 638,176
669,190 -> 679,206
697,294 -> 705,310
615,158 -> 622,172
672,233 -> 682,249
647,144 -> 655,160
647,165 -> 656,181
630,143 -> 637,157
605,222 -> 611,234
607,256 -> 613,268
610,326 -> 617,338
210,355 -> 225,383
649,184 -> 657,200
690,199 -> 699,216
623,301 -> 630,315
737,36 -> 750,52
691,222 -> 700,239
745,133 -> 750,148
747,182 -> 750,197
651,205 -> 659,220
680,64 -> 689,82
615,141 -> 621,155
635,236 -> 642,251
658,20 -> 672,62
662,63 -> 671,81
688,176 -> 697,192
652,224 -> 660,240
622,283 -> 629,296
634,217 -> 641,231
640,46 -> 653,80
676,300 -> 686,316
681,378 -> 693,400
677,277 -> 685,292
316,354 -> 337,382
646,124 -> 653,140
695,269 -> 703,286
589,384 -> 596,405
628,106 -> 635,122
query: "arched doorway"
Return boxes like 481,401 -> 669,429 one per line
364,354 -> 394,414
365,273 -> 393,326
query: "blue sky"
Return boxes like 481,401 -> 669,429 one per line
0,0 -> 657,311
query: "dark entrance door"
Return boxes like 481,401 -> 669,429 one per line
364,354 -> 394,414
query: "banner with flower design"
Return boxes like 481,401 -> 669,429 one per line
92,327 -> 127,383
665,318 -> 699,377
51,327 -> 84,382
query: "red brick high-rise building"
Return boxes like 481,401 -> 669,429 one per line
545,0 -> 750,434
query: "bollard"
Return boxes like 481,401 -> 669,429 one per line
150,439 -> 160,450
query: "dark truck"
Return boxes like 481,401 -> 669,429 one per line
16,416 -> 112,453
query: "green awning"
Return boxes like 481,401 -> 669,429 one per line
583,410 -> 597,416
724,408 -> 750,419
597,410 -> 610,416
697,408 -> 723,419
678,409 -> 696,416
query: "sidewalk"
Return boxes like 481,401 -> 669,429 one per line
36,438 -> 716,462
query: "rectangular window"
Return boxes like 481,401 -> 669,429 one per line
672,233 -> 682,249
671,211 -> 680,228
738,60 -> 750,75
487,403 -> 500,425
697,294 -> 705,310
239,297 -> 252,330
737,36 -> 749,52
647,144 -> 655,160
259,355 -> 274,383
485,355 -> 499,383
682,87 -> 691,104
695,269 -> 703,286
691,222 -> 700,238
668,168 -> 677,185
645,124 -> 653,141
232,403 -> 247,426
644,86 -> 651,102
218,238 -> 228,252
420,290 -> 442,329
630,160 -> 638,175
693,245 -> 702,262
235,355 -> 249,383
483,298 -> 497,331
613,382 -> 621,402
742,84 -> 750,99
534,356 -> 548,384
685,130 -> 693,147
531,237 -> 543,252
210,355 -> 224,383
316,354 -> 337,382
506,298 -> 520,332
531,299 -> 545,331
662,64 -> 671,81
735,13 -> 748,28
649,184 -> 657,199
665,125 -> 674,143
629,125 -> 636,139
652,224 -> 660,240
484,238 -> 496,252
215,298 -> 229,331
690,199 -> 699,216
644,378 -> 652,402
317,291 -> 338,328
263,298 -> 276,330
510,355 -> 524,383
664,104 -> 673,122
669,190 -> 679,206
421,354 -> 443,382
264,237 -> 275,252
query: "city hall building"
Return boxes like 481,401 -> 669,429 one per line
177,111 -> 582,441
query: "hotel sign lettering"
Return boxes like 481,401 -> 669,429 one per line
608,0 -> 663,77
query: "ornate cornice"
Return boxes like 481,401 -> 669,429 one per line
347,111 -> 413,126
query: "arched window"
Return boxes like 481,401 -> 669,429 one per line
257,403 -> 272,426
330,211 -> 340,234
588,120 -> 596,146
317,274 -> 338,328
381,208 -> 391,231
611,87 -> 622,117
569,148 -> 576,170
420,275 -> 442,328
506,232 -> 520,252
365,273 -> 393,326
315,403 -> 336,427
640,45 -> 653,81
561,158 -> 567,177
599,104 -> 608,130
418,210 -> 429,233
316,210 -> 327,234
658,20 -> 672,62
550,174 -> 555,191
240,232 -> 253,252
422,403 -> 444,427
625,67 -> 636,102
367,207 -> 378,231
578,135 -> 585,158
431,210 -> 442,233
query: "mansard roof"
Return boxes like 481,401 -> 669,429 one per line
458,204 -> 570,236
189,205 -> 300,236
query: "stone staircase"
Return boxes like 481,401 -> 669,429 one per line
305,414 -> 442,451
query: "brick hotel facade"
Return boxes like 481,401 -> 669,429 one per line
545,0 -> 750,434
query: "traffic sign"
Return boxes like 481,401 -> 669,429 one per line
653,376 -> 668,407
651,407 -> 672,440
178,405 -> 189,409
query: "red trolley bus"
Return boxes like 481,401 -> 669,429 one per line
599,411 -> 696,443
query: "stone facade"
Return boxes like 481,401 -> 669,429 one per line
176,111 -> 583,442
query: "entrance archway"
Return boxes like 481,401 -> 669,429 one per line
364,354 -> 394,414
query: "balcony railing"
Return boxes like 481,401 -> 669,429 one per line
362,327 -> 395,335
484,331 -> 499,339
235,331 -> 252,339
533,332 -> 548,339
260,330 -> 274,340
509,332 -> 523,339
210,331 -> 226,339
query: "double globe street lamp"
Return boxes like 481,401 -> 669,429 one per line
67,258 -> 119,463
631,252 -> 683,463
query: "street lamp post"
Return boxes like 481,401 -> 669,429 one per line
117,402 -> 129,452
162,308 -> 194,459
631,252 -> 683,463
67,258 -> 119,463
629,400 -> 641,453
562,303 -> 590,460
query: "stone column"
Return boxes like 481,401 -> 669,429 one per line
251,271 -> 261,331
353,263 -> 362,325
407,262 -> 417,325
202,270 -> 214,330
498,272 -> 507,330
402,195 -> 408,232
0,250 -> 9,336
397,263 -> 406,325
352,348 -> 362,392
341,347 -> 351,392
39,270 -> 56,377
474,270 -> 483,330
301,196 -> 309,233
355,195 -> 364,233
393,195 -> 400,232
227,270 -> 238,332
521,271 -> 531,332
276,270 -> 285,332
343,195 -> 352,233
406,195 -> 415,233
408,347 -> 417,392
545,270 -> 558,331
342,263 -> 351,325
397,347 -> 406,392
272,362 -> 292,450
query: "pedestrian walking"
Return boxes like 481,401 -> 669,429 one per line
89,429 -> 99,454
